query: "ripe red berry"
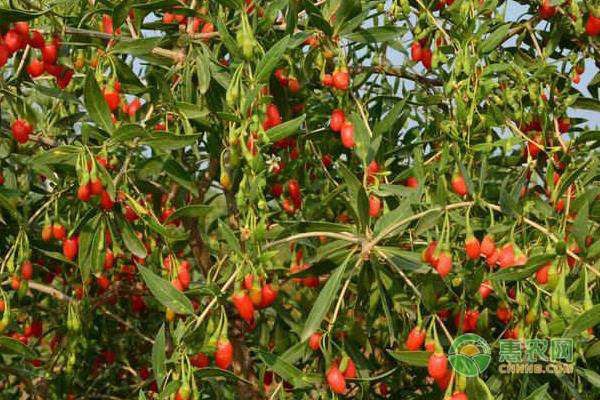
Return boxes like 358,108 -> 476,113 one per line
41,43 -> 58,64
259,284 -> 278,308
497,243 -> 515,269
11,119 -> 33,144
30,320 -> 43,338
214,340 -> 233,369
342,358 -> 356,379
11,275 -> 21,290
539,0 -> 556,19
27,58 -> 45,78
22,260 -> 33,280
127,99 -> 142,117
332,71 -> 350,90
427,352 -> 448,380
330,109 -> 345,132
451,173 -> 468,196
63,237 -> 78,260
411,41 -> 423,62
340,122 -> 355,148
232,291 -> 255,324
0,44 -> 9,68
103,249 -> 114,270
287,179 -> 301,201
274,68 -> 288,86
369,195 -> 381,217
465,236 -> 480,260
535,262 -> 551,284
480,235 -> 496,258
436,251 -> 452,277
288,78 -> 301,93
103,91 -> 120,111
14,22 -> 30,38
42,225 -> 53,242
99,190 -> 114,211
404,176 -> 418,188
326,365 -> 346,394
52,223 -> 66,240
322,73 -> 333,86
451,391 -> 468,400
586,14 -> 600,36
422,241 -> 438,265
421,48 -> 432,70
178,267 -> 191,290
4,30 -> 24,53
29,30 -> 45,48
190,353 -> 210,368
478,280 -> 493,300
77,184 -> 91,202
405,327 -> 426,351
308,332 -> 322,351
56,67 -> 74,89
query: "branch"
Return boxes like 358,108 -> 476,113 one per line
350,65 -> 443,86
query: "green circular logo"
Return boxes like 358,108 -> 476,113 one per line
448,333 -> 492,377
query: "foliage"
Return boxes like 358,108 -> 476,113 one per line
0,0 -> 599,399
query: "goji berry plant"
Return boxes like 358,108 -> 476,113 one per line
0,0 -> 599,399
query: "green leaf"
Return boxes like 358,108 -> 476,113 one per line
218,220 -> 241,254
113,57 -> 145,92
489,254 -> 554,282
117,216 -> 147,258
255,35 -> 290,82
166,205 -> 212,222
0,8 -> 50,22
577,368 -> 600,388
387,350 -> 430,367
356,187 -> 370,228
300,253 -> 354,341
109,124 -> 146,145
141,132 -> 202,151
195,48 -> 211,95
78,214 -> 104,280
572,201 -> 589,250
139,266 -> 194,314
254,349 -> 310,388
133,0 -> 183,11
289,259 -> 338,278
0,337 -> 38,359
522,383 -> 549,400
466,377 -> 494,400
343,26 -> 405,43
194,367 -> 253,385
215,18 -> 241,59
337,162 -> 362,205
572,98 -> 600,112
176,102 -> 209,120
164,158 -> 199,196
478,24 -> 509,54
280,341 -> 308,364
111,38 -> 162,56
564,304 -> 600,337
348,112 -> 369,163
373,202 -> 411,237
152,324 -> 166,387
373,97 -> 408,136
585,341 -> 600,358
84,72 -> 114,134
265,114 -> 306,143
113,0 -> 133,28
